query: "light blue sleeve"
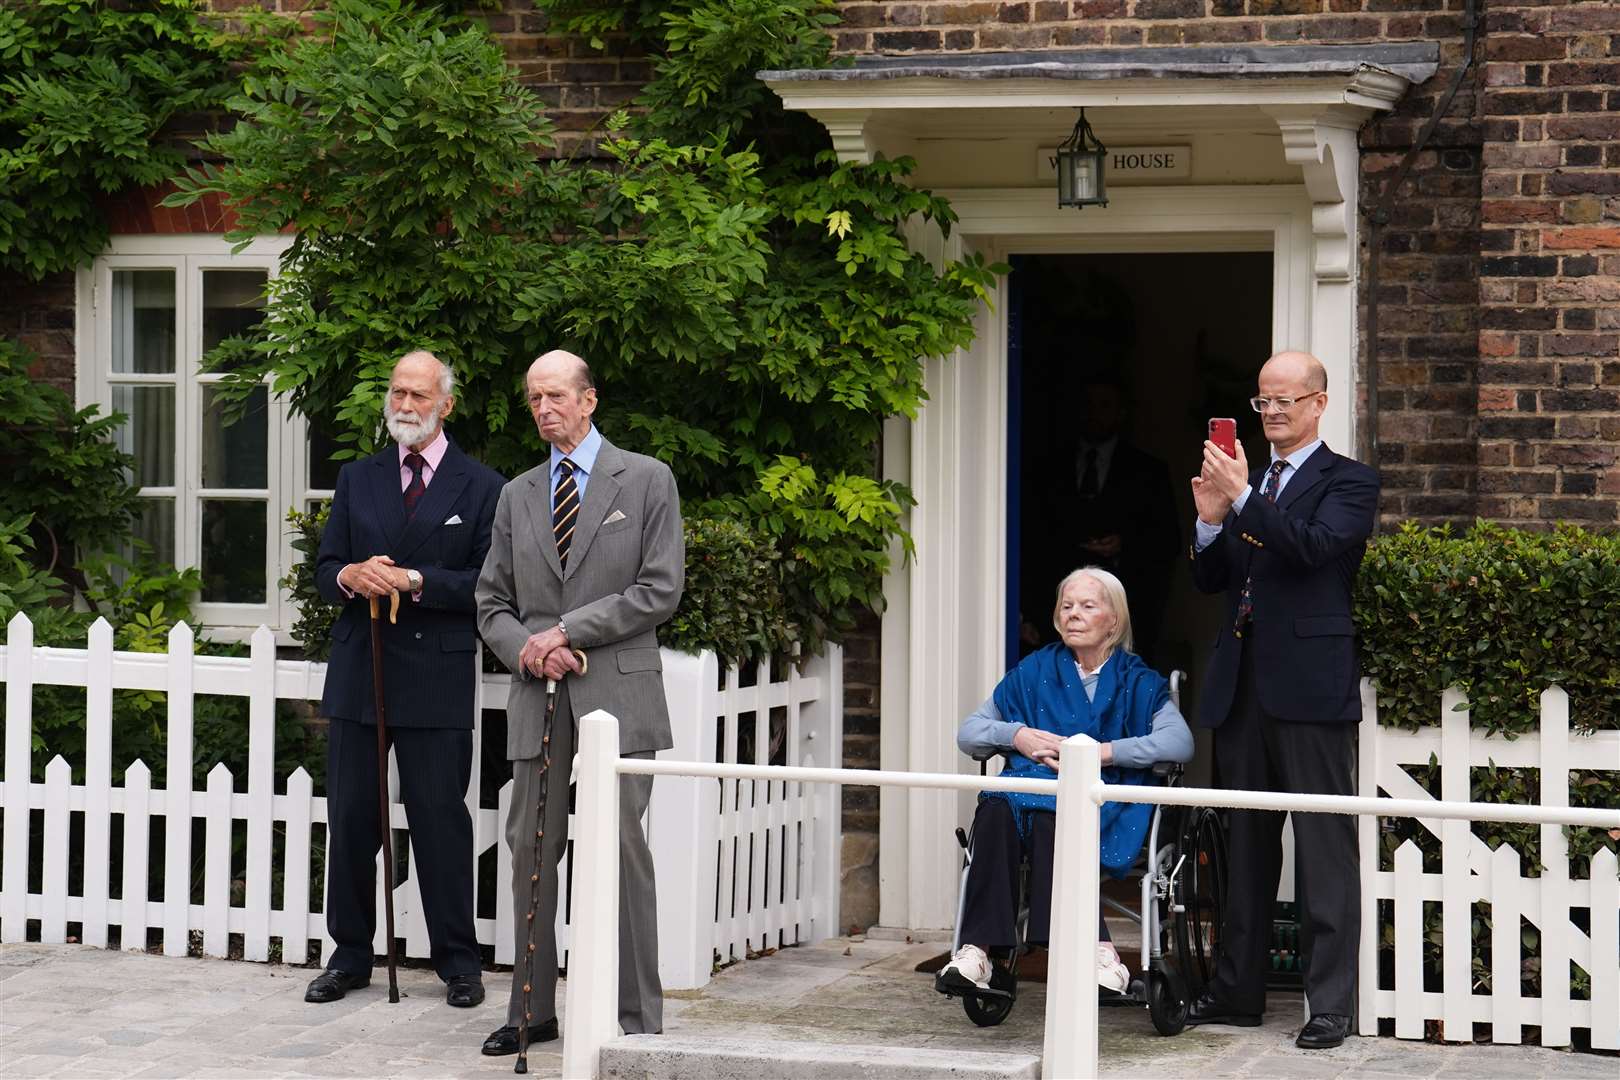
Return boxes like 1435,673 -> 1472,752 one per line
1109,699 -> 1195,769
957,697 -> 1024,762
1193,484 -> 1254,551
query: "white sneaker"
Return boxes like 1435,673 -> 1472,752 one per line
1096,943 -> 1130,994
939,944 -> 994,989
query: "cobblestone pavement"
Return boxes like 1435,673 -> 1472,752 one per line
3,939 -> 1614,1078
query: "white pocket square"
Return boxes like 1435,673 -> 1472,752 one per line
604,510 -> 627,524
444,514 -> 463,525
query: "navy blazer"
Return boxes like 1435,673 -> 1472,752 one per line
315,440 -> 505,729
1189,444 -> 1378,728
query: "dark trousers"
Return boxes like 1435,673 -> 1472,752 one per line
958,798 -> 1110,950
1210,644 -> 1359,1017
325,718 -> 479,981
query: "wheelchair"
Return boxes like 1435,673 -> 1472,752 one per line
937,671 -> 1229,1036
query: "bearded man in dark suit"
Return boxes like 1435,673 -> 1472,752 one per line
305,349 -> 505,1009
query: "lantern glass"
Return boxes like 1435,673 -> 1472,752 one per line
1056,109 -> 1108,209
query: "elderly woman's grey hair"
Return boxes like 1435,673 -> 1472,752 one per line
1051,565 -> 1135,656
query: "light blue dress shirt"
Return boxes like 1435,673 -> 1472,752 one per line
549,423 -> 602,518
1193,438 -> 1323,551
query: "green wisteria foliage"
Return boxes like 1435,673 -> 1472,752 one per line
168,0 -> 1003,658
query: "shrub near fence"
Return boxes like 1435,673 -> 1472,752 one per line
1354,522 -> 1620,1046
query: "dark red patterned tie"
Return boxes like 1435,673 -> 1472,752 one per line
1233,460 -> 1288,636
402,453 -> 427,519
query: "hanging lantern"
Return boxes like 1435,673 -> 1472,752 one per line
1056,108 -> 1108,209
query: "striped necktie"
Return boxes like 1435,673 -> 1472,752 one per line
1233,460 -> 1288,636
553,458 -> 579,569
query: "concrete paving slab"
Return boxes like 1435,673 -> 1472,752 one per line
2,940 -> 1612,1079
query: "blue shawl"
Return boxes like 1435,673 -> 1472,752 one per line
983,643 -> 1166,874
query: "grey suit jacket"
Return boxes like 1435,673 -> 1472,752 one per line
476,436 -> 685,759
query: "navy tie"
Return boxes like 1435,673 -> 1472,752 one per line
553,459 -> 579,569
1233,460 -> 1287,636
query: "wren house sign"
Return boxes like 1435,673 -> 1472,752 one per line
1037,145 -> 1192,182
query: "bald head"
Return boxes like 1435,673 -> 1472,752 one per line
1255,349 -> 1328,456
528,349 -> 594,394
1262,350 -> 1327,394
527,349 -> 598,453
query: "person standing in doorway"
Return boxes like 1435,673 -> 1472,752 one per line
475,349 -> 684,1055
308,349 -> 504,1008
1185,350 -> 1378,1050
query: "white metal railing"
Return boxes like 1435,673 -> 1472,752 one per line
561,710 -> 1620,1080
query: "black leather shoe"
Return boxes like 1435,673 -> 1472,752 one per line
1296,1013 -> 1351,1049
304,968 -> 370,1003
481,1020 -> 559,1056
446,973 -> 485,1008
1185,990 -> 1262,1028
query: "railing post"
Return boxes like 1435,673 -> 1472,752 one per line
563,709 -> 623,1080
1043,733 -> 1101,1080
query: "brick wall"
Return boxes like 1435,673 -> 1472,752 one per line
831,0 -> 1473,53
2,273 -> 76,393
1474,1 -> 1620,527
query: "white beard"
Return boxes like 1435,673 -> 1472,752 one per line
385,404 -> 437,448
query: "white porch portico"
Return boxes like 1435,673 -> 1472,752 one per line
763,43 -> 1438,932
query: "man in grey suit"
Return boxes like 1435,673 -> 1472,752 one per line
474,349 -> 684,1054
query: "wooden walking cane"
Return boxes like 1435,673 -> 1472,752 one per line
516,649 -> 586,1075
368,589 -> 403,1004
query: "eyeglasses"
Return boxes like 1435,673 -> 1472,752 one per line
1249,391 -> 1322,414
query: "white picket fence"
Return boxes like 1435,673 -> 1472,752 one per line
1357,682 -> 1620,1048
0,613 -> 842,990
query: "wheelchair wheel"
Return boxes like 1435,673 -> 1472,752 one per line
1147,967 -> 1188,1036
1170,806 -> 1227,995
962,982 -> 1016,1027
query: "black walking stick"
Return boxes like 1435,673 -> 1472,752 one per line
369,590 -> 402,1004
516,650 -> 586,1075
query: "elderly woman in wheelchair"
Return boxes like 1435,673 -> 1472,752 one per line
937,566 -> 1195,1019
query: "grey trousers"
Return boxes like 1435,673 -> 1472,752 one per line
504,685 -> 662,1034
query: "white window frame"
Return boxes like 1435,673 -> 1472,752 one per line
75,234 -> 329,642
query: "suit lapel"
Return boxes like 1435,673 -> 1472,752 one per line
562,440 -> 625,583
1276,443 -> 1336,511
395,444 -> 471,561
525,466 -> 565,580
366,449 -> 408,551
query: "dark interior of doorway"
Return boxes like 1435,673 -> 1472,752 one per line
1006,251 -> 1274,726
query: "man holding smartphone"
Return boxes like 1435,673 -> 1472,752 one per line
1185,350 -> 1379,1050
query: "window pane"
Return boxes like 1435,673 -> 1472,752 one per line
200,500 -> 267,603
111,270 -> 176,374
126,497 -> 176,566
109,385 -> 175,487
202,270 -> 268,355
308,424 -> 342,490
201,385 -> 268,489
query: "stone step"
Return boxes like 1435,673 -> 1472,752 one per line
599,1034 -> 1041,1080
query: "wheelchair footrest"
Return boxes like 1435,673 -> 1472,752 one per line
935,965 -> 1016,1000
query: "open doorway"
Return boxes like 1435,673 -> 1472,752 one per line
1006,251 -> 1274,766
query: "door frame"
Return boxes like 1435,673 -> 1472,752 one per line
879,184 -> 1324,931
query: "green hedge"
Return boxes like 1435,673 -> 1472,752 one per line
1354,521 -> 1619,1005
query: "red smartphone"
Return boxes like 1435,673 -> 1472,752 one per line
1209,417 -> 1238,459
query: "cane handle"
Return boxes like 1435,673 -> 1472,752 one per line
365,592 -> 402,624
572,649 -> 587,676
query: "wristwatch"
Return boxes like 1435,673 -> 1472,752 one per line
406,568 -> 423,593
